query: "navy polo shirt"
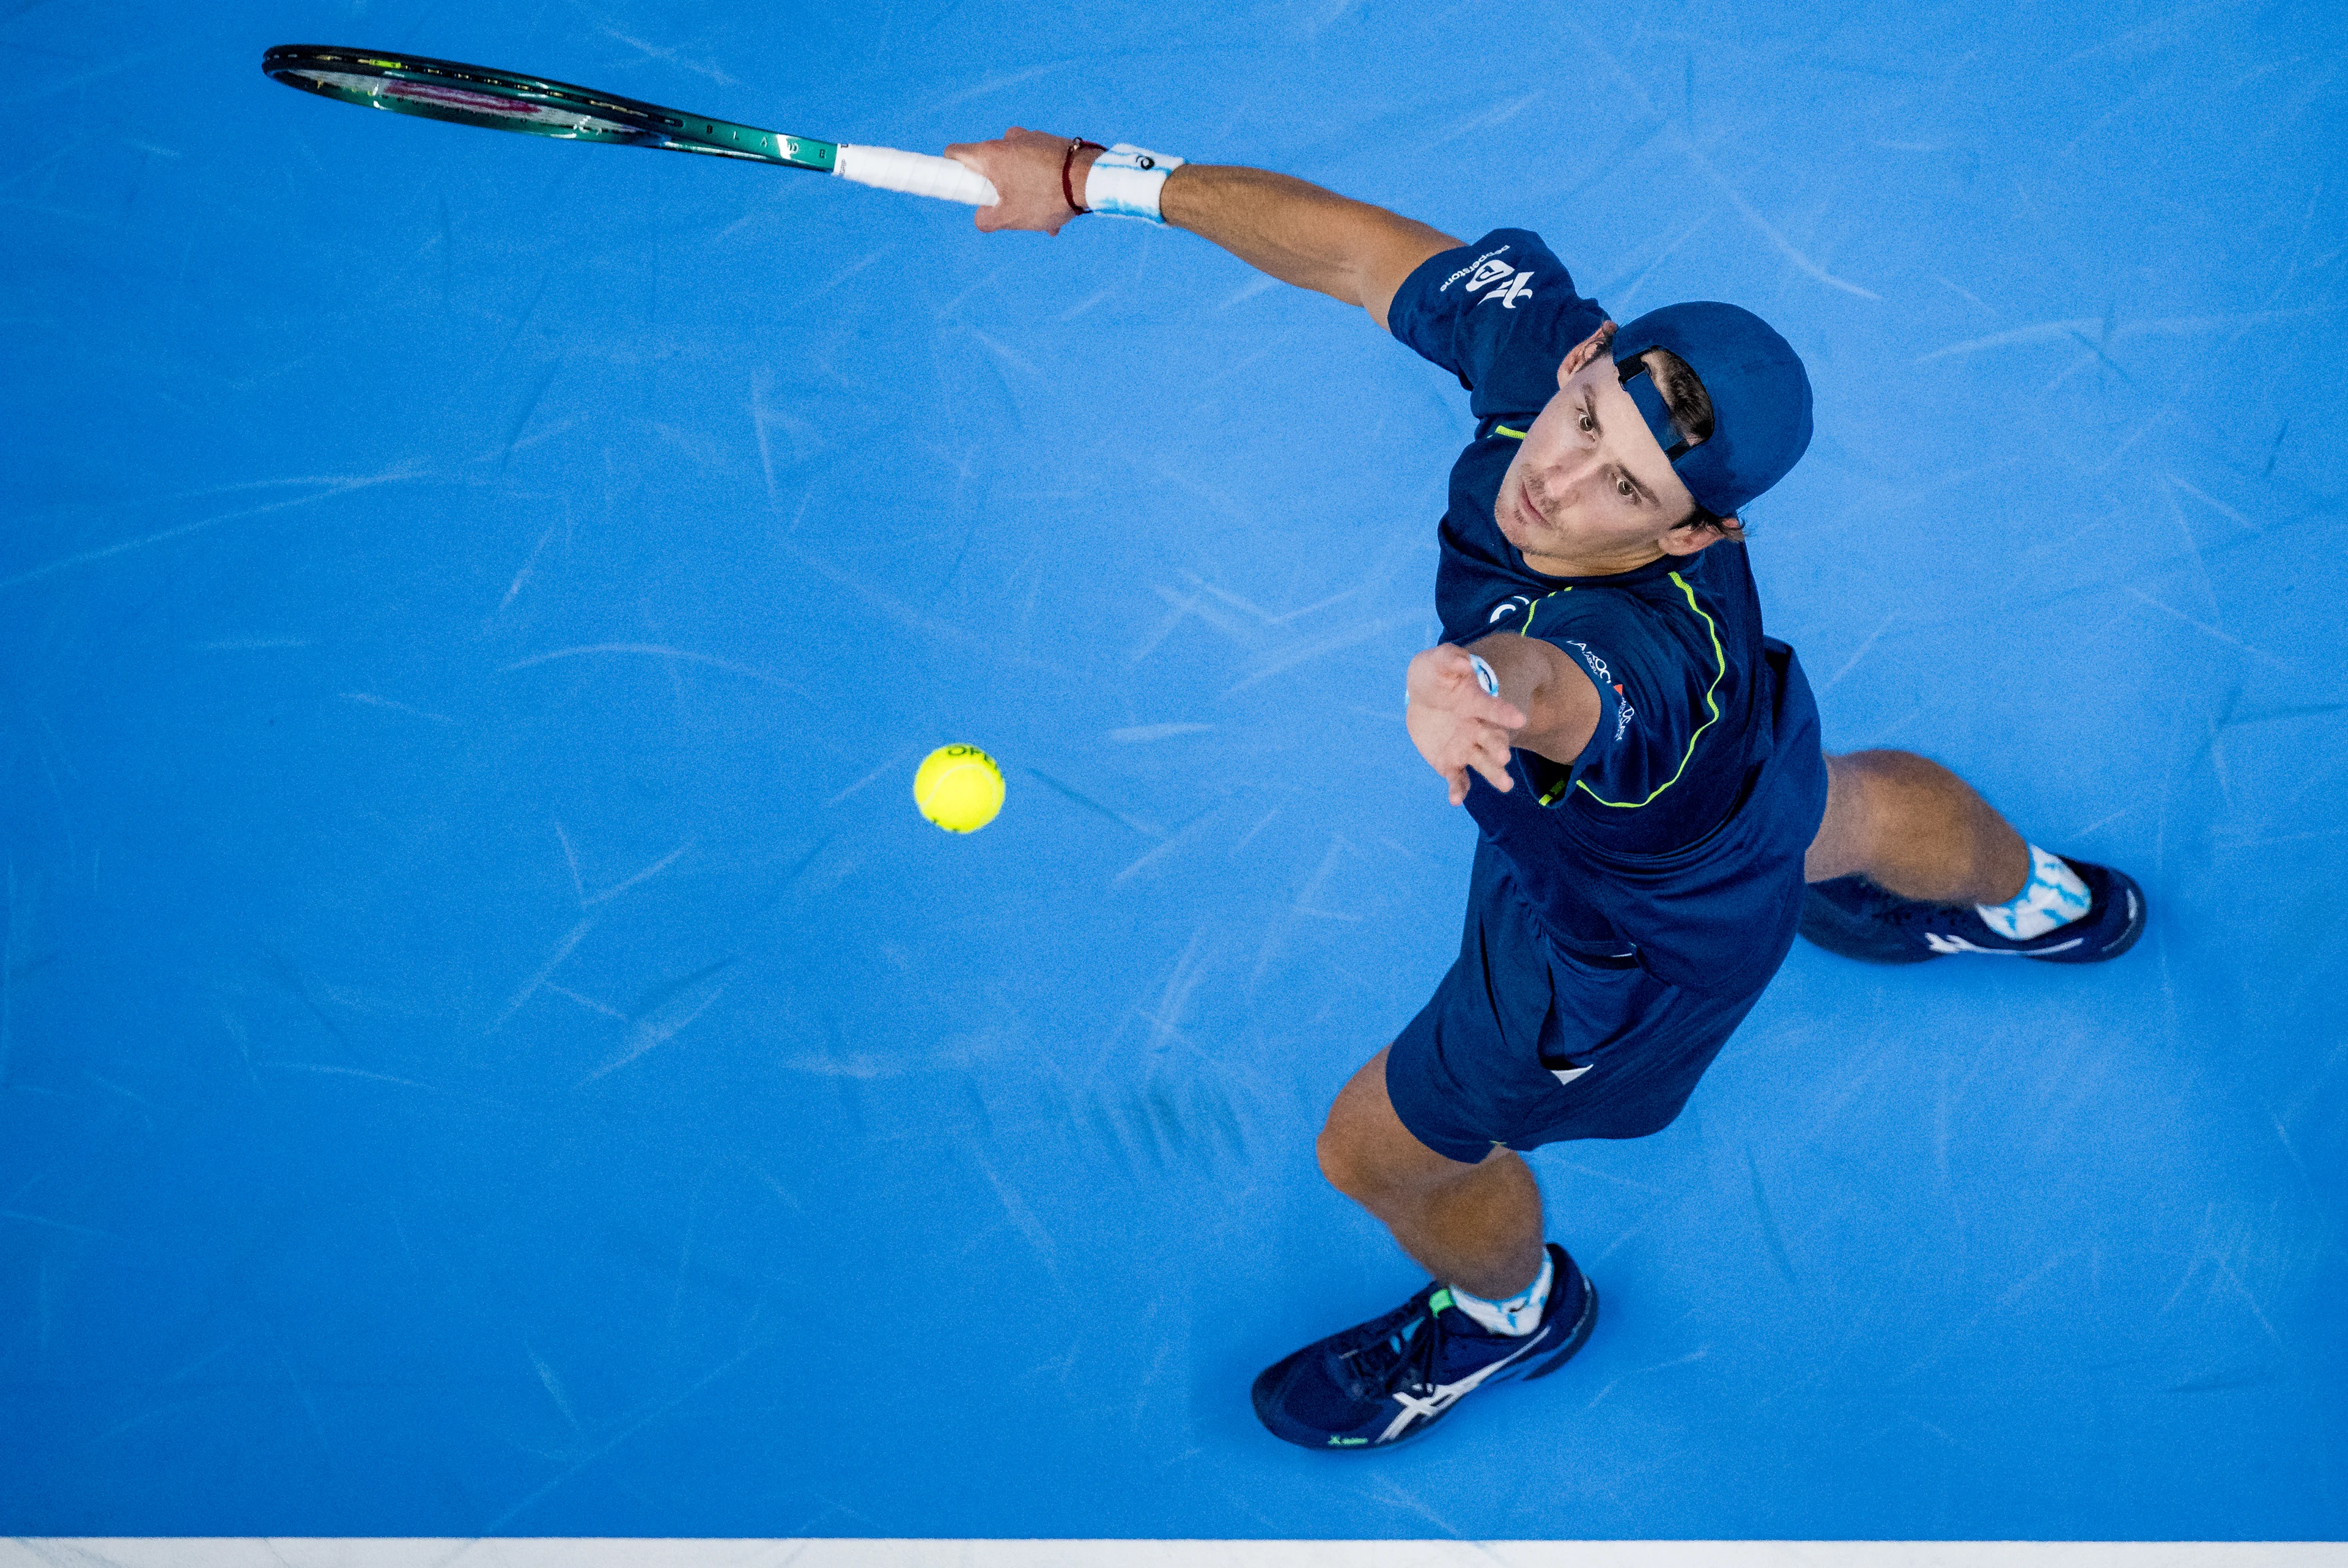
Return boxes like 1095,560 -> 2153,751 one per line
1389,229 -> 1827,995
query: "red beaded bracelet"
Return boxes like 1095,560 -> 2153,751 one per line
1061,138 -> 1106,214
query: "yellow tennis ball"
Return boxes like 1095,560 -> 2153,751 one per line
914,743 -> 1005,833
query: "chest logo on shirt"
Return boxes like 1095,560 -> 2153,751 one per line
1488,595 -> 1531,625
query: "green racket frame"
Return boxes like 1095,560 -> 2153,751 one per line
260,45 -> 836,171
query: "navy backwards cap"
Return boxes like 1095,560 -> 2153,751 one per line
1611,302 -> 1814,518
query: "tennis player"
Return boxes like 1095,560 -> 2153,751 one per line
944,130 -> 2148,1450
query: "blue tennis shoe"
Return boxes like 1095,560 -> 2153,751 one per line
1800,855 -> 2146,965
1252,1243 -> 1598,1450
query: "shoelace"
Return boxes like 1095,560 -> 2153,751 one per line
1335,1298 -> 1442,1398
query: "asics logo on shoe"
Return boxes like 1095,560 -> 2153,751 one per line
1376,1323 -> 1552,1443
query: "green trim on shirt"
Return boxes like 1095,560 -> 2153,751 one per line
1517,572 -> 1727,811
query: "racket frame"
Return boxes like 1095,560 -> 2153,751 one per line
260,45 -> 837,171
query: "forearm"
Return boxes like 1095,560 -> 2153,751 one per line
1466,635 -> 1599,767
1154,164 -> 1459,327
948,131 -> 1460,325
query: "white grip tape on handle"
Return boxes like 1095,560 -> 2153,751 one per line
832,145 -> 999,205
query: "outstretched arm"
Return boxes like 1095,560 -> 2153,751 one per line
1162,166 -> 1460,329
1405,639 -> 1600,806
940,128 -> 1461,330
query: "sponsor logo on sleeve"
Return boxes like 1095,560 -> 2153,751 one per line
1437,245 -> 1535,307
1475,270 -> 1535,309
1563,641 -> 1636,741
1464,257 -> 1519,293
1438,244 -> 1510,292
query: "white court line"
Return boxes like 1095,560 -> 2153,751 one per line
4,1544 -> 2342,1567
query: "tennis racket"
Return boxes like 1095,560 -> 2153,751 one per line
260,45 -> 998,206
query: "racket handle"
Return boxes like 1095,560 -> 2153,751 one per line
833,144 -> 999,206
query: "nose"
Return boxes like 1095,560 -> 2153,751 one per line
1531,450 -> 1607,515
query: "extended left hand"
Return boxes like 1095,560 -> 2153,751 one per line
1406,646 -> 1527,806
940,127 -> 1098,234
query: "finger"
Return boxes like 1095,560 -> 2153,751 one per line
1471,751 -> 1515,794
1408,644 -> 1469,691
1467,726 -> 1516,787
1431,646 -> 1477,680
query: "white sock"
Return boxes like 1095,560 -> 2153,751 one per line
1445,1251 -> 1553,1337
1976,845 -> 2092,940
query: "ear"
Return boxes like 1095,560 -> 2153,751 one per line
1556,320 -> 1619,389
1655,518 -> 1733,558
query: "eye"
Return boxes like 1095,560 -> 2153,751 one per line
1578,408 -> 1595,433
1616,475 -> 1636,498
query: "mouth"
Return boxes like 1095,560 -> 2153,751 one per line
1507,474 -> 1549,537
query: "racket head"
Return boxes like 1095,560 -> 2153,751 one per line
260,46 -> 835,169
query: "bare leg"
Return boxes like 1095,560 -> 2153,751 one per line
1315,1048 -> 1546,1300
1804,749 -> 2030,905
1316,756 -> 2029,1294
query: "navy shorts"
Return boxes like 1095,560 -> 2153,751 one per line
1385,835 -> 1794,1162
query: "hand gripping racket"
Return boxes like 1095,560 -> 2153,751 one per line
260,45 -> 999,206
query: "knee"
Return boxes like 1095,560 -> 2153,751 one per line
1824,749 -> 1949,841
1316,1047 -> 1468,1208
1315,1116 -> 1384,1204
1315,1103 -> 1431,1209
1836,748 -> 1951,797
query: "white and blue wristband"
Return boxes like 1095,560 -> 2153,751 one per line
1403,651 -> 1504,708
1084,143 -> 1186,223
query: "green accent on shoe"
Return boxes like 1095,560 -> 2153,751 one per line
1428,1288 -> 1455,1314
1327,1436 -> 1368,1446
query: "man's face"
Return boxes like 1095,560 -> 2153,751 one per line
1491,322 -> 1715,576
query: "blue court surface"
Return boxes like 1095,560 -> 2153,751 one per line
4,0 -> 2345,1545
